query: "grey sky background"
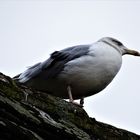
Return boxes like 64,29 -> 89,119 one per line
0,0 -> 140,134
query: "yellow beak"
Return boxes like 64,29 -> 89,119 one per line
124,48 -> 140,56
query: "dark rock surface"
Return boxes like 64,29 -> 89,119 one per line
0,72 -> 139,140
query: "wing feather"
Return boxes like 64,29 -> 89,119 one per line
16,45 -> 90,83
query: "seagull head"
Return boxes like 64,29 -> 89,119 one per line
99,37 -> 140,56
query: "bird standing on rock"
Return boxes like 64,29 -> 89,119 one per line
14,37 -> 140,107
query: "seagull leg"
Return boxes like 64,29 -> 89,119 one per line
67,86 -> 83,107
80,97 -> 84,106
67,86 -> 73,103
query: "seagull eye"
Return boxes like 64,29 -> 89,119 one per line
112,39 -> 123,46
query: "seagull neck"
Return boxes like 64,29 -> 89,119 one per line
101,40 -> 122,55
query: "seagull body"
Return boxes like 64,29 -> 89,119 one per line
15,37 -> 140,104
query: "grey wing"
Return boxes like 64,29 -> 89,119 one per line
15,44 -> 90,83
14,62 -> 42,83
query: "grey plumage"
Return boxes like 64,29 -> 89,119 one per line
43,45 -> 90,78
14,37 -> 140,101
16,45 -> 89,83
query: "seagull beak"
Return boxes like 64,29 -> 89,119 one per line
124,48 -> 140,56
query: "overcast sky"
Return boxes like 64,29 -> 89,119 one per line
0,0 -> 140,134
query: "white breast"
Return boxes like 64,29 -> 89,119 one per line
58,42 -> 122,98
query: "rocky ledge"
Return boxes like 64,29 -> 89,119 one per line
0,72 -> 139,140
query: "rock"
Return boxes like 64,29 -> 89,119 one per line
0,72 -> 139,140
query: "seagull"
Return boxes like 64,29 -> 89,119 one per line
14,37 -> 140,106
